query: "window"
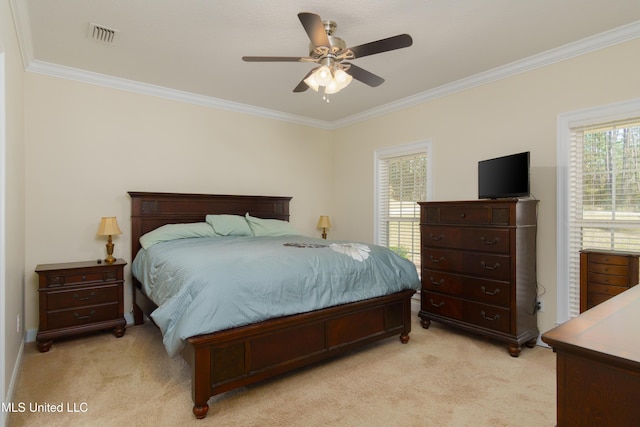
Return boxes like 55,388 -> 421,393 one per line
558,101 -> 640,321
374,141 -> 431,272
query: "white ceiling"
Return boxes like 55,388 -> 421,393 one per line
12,0 -> 640,127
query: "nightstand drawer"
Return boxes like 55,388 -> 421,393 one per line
45,268 -> 120,287
46,284 -> 119,310
47,303 -> 119,330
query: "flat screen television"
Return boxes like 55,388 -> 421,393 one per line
478,151 -> 530,199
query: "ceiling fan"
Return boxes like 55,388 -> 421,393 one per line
242,12 -> 413,97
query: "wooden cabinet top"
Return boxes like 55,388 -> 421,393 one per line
36,259 -> 127,273
542,285 -> 640,371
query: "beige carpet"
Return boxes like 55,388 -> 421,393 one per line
8,310 -> 556,426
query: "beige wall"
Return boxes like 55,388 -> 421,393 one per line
1,0 -> 26,412
23,75 -> 334,331
331,37 -> 640,335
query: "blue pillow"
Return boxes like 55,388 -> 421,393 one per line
206,214 -> 253,236
245,213 -> 300,237
140,222 -> 216,249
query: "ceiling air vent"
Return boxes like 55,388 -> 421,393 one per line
88,23 -> 118,44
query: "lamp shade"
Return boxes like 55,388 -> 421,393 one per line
316,215 -> 331,229
96,217 -> 122,236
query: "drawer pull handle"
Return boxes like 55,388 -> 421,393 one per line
459,213 -> 466,218
480,236 -> 499,245
429,233 -> 444,241
480,286 -> 500,296
74,310 -> 96,321
73,292 -> 96,301
480,311 -> 500,321
429,299 -> 445,308
429,277 -> 445,286
481,261 -> 500,270
430,256 -> 445,264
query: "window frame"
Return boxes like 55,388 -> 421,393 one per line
557,98 -> 640,324
373,140 -> 432,256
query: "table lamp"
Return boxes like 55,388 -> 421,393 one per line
317,215 -> 331,240
97,217 -> 122,264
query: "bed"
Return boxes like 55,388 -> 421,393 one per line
129,191 -> 418,419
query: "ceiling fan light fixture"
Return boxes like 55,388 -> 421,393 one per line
303,73 -> 320,92
305,64 -> 353,94
333,68 -> 352,89
314,65 -> 333,86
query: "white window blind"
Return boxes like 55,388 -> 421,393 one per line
376,147 -> 429,272
567,118 -> 640,317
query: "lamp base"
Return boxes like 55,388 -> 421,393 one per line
105,239 -> 116,264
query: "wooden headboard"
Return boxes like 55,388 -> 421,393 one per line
128,192 -> 292,259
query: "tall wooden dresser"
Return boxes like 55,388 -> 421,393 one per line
418,199 -> 539,357
580,249 -> 639,313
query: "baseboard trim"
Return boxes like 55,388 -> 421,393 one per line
2,333 -> 25,427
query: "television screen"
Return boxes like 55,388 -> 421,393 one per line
478,151 -> 530,199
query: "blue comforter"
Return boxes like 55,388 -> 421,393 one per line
132,235 -> 420,357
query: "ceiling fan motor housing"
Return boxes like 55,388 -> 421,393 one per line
309,20 -> 348,60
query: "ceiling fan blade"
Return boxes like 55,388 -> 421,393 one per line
298,12 -> 330,47
293,68 -> 317,92
242,56 -> 304,62
344,63 -> 385,87
349,34 -> 413,59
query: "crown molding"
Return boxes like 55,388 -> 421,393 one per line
25,60 -> 334,130
10,0 -> 640,130
333,20 -> 640,128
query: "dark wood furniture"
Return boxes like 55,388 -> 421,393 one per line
35,259 -> 126,352
542,285 -> 640,426
579,249 -> 639,313
418,199 -> 539,357
129,191 -> 415,419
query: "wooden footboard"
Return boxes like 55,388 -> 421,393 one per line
182,289 -> 415,419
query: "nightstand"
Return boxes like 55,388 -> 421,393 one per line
35,259 -> 127,352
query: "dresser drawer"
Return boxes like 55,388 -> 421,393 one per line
423,205 -> 511,226
421,292 -> 462,320
588,253 -> 630,267
587,271 -> 631,287
587,283 -> 628,298
422,269 -> 510,306
422,270 -> 464,296
462,277 -> 510,307
46,303 -> 119,330
422,226 -> 463,249
45,284 -> 120,310
588,263 -> 630,277
423,225 -> 510,253
462,301 -> 510,334
423,248 -> 511,281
